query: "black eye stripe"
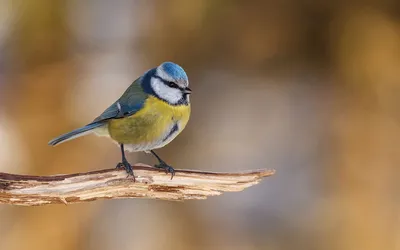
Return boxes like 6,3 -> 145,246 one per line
167,81 -> 178,88
154,76 -> 182,90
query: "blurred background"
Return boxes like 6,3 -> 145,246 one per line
0,0 -> 399,249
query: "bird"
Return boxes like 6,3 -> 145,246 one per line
48,62 -> 192,180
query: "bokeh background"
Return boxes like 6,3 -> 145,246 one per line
0,1 -> 400,250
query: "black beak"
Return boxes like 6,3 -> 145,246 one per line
183,87 -> 192,94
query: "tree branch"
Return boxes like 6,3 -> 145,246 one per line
0,164 -> 275,206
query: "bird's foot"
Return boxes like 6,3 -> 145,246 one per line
154,162 -> 175,180
116,160 -> 136,181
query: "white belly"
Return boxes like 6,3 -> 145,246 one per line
124,121 -> 181,152
94,121 -> 182,152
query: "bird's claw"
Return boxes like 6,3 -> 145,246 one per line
154,162 -> 175,180
116,160 -> 136,182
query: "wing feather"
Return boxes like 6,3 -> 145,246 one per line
93,78 -> 148,122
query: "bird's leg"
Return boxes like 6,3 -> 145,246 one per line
116,144 -> 135,181
150,150 -> 175,179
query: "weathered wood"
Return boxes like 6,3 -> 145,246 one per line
0,164 -> 275,206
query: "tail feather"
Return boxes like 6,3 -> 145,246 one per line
48,122 -> 105,146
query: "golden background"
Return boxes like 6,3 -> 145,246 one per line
0,1 -> 399,250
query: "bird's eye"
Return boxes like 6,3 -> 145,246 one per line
166,81 -> 177,88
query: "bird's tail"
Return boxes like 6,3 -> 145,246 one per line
48,122 -> 105,146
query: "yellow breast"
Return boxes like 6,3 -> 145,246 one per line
107,96 -> 190,150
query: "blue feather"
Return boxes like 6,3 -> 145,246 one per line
161,62 -> 188,81
141,68 -> 157,96
48,122 -> 105,146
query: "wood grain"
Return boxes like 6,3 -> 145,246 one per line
0,164 -> 275,206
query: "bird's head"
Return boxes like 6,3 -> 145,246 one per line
143,62 -> 191,105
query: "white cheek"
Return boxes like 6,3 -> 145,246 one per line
151,77 -> 182,104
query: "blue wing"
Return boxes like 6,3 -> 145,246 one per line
49,78 -> 148,146
93,78 -> 148,122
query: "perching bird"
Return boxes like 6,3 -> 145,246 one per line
49,62 -> 191,180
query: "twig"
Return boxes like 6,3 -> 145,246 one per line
0,164 -> 275,206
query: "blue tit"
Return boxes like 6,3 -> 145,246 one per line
49,62 -> 192,180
